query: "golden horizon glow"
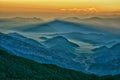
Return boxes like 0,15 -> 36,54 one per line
0,0 -> 120,17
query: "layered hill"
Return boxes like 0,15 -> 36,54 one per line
0,32 -> 86,73
1,32 -> 120,76
88,43 -> 120,75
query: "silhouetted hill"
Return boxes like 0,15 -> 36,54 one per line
1,46 -> 120,80
19,20 -> 100,33
0,48 -> 98,80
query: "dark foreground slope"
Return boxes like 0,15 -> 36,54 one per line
0,48 -> 120,80
0,48 -> 98,80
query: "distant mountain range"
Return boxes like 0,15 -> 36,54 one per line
17,20 -> 100,33
0,17 -> 120,76
64,16 -> 120,34
0,32 -> 120,75
13,19 -> 119,48
0,17 -> 43,23
0,17 -> 44,32
64,16 -> 120,22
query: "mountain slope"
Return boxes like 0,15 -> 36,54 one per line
0,48 -> 99,80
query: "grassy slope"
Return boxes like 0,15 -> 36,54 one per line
0,48 -> 120,80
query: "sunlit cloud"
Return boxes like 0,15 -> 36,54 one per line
60,8 -> 97,13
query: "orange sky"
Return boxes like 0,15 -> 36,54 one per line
0,0 -> 120,18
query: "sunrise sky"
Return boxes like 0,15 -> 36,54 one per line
0,0 -> 120,18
